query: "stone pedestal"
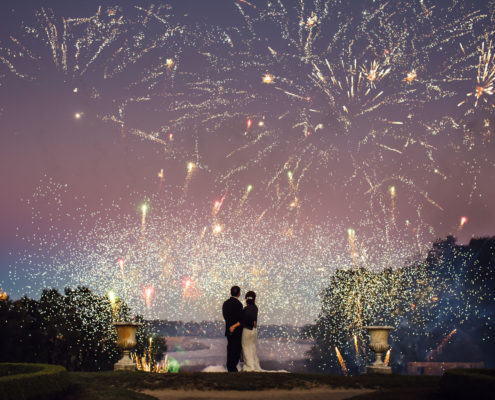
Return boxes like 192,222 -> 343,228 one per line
114,349 -> 136,371
113,322 -> 141,371
365,326 -> 393,374
366,364 -> 392,374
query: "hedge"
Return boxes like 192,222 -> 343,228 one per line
0,363 -> 70,400
0,364 -> 42,377
441,368 -> 495,400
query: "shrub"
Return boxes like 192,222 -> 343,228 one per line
441,368 -> 495,400
0,363 -> 70,400
0,364 -> 41,377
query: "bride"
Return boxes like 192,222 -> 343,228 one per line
241,291 -> 262,371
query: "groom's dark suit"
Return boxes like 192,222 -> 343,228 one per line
222,296 -> 243,372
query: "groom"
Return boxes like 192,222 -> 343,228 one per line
222,285 -> 243,372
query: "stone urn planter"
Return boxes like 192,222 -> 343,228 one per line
113,322 -> 141,371
365,326 -> 393,374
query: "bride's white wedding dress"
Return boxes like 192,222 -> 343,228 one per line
241,327 -> 262,371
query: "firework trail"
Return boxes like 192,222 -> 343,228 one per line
141,203 -> 148,232
354,334 -> 359,362
347,228 -> 359,266
428,328 -> 457,361
182,162 -> 196,198
458,216 -> 468,232
384,349 -> 391,366
335,346 -> 348,375
143,285 -> 155,310
389,186 -> 397,225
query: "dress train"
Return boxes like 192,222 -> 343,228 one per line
241,327 -> 262,371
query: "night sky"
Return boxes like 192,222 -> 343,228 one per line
0,0 -> 494,324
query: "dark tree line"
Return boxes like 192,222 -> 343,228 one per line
306,236 -> 495,373
0,287 -> 166,371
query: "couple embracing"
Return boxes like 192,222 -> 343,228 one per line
222,285 -> 261,372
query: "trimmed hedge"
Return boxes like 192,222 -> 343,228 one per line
441,368 -> 495,400
0,363 -> 70,400
0,364 -> 42,377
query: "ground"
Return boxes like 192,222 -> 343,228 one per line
64,371 -> 443,400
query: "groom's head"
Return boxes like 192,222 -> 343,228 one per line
230,286 -> 241,298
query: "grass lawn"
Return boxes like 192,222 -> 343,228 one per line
65,371 -> 442,400
347,386 -> 443,400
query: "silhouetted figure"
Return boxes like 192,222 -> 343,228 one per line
222,285 -> 243,372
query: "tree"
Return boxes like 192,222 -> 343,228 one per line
307,236 -> 495,372
0,287 -> 167,371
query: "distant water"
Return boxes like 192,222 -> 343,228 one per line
166,337 -> 313,372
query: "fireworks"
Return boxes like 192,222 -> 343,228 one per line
428,329 -> 457,361
143,285 -> 155,309
347,229 -> 359,266
353,334 -> 359,362
117,258 -> 125,273
361,60 -> 391,89
133,352 -> 174,373
183,162 -> 196,197
234,184 -> 254,216
384,349 -> 391,366
389,186 -> 397,225
262,73 -> 274,84
107,290 -> 118,319
459,42 -> 495,108
335,346 -> 347,375
212,193 -> 226,216
2,0 -> 494,341
116,257 -> 128,302
141,203 -> 148,230
1,0 -> 489,234
107,290 -> 117,305
404,70 -> 417,84
182,277 -> 197,299
12,179 -> 420,324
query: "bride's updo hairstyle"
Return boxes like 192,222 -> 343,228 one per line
245,291 -> 256,305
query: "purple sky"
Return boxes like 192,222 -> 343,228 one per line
0,0 -> 494,323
